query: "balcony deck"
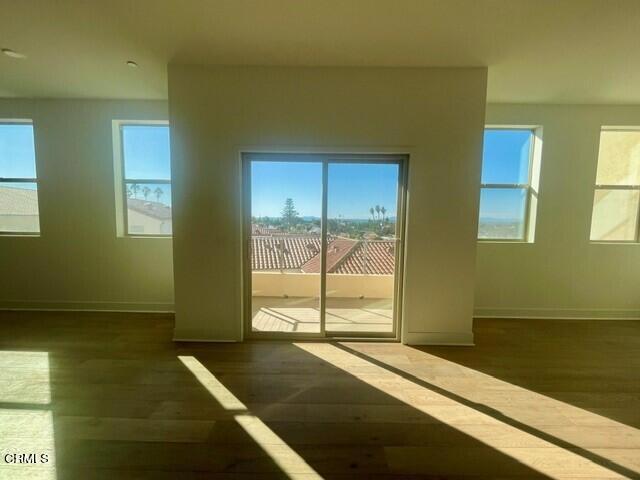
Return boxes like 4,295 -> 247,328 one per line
251,296 -> 393,333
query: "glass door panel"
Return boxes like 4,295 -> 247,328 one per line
325,162 -> 400,335
250,160 -> 323,333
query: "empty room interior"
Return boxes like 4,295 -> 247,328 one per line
1,1 -> 640,478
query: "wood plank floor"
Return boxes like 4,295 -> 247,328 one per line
0,311 -> 639,479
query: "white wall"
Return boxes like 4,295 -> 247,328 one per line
0,99 -> 174,311
2,98 -> 635,327
476,104 -> 640,319
168,65 -> 488,344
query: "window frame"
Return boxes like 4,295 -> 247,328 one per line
113,120 -> 171,238
590,126 -> 640,244
0,119 -> 41,236
478,125 -> 541,243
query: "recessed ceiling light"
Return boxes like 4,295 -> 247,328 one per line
2,48 -> 26,59
126,60 -> 138,68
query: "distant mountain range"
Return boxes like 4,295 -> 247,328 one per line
479,217 -> 520,224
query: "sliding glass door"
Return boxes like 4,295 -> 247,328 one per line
244,153 -> 405,338
248,159 -> 323,334
325,161 -> 400,334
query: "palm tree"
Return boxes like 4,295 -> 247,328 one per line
142,186 -> 151,201
130,183 -> 140,198
369,207 -> 375,221
375,205 -> 381,220
380,206 -> 387,222
154,187 -> 164,203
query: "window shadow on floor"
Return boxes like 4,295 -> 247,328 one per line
333,342 -> 639,479
0,310 -> 565,479
176,342 -> 559,478
414,318 -> 640,430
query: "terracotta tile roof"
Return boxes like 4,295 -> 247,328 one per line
252,225 -> 283,235
333,240 -> 395,275
251,234 -> 395,275
301,237 -> 358,273
251,235 -> 322,271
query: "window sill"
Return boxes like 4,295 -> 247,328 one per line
118,235 -> 172,239
0,233 -> 40,237
477,239 -> 533,244
589,240 -> 639,245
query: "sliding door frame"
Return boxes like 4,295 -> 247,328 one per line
241,151 -> 408,341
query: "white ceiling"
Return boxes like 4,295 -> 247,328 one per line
1,0 -> 639,104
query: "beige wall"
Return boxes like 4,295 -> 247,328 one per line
476,104 -> 640,319
0,99 -> 174,311
168,65 -> 488,344
127,209 -> 171,235
2,96 -> 635,328
252,272 -> 394,299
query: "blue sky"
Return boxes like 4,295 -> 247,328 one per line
0,124 -> 173,203
251,162 -> 322,217
122,125 -> 172,206
1,123 -> 530,221
0,124 -> 172,181
250,130 -> 531,221
0,124 -> 37,180
251,161 -> 399,219
122,125 -> 171,180
481,129 -> 531,184
479,129 -> 531,220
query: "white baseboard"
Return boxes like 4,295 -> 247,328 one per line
403,331 -> 474,346
474,307 -> 640,320
0,300 -> 175,313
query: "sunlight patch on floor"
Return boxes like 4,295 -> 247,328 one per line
0,352 -> 56,479
294,343 -> 639,478
347,343 -> 640,435
0,351 -> 51,404
178,355 -> 322,479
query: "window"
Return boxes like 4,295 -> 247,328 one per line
590,128 -> 640,242
0,121 -> 40,234
478,127 -> 541,241
115,122 -> 172,236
